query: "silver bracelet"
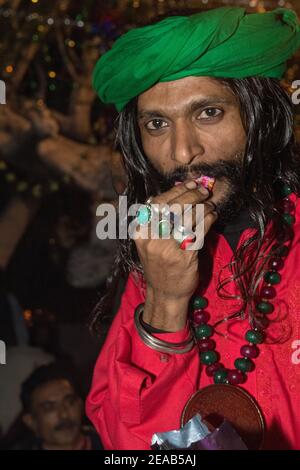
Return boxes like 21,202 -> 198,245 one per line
134,303 -> 195,354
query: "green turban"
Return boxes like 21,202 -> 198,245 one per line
92,6 -> 300,112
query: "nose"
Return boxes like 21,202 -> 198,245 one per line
58,402 -> 69,420
171,120 -> 204,165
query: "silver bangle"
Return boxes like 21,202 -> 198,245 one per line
134,303 -> 195,354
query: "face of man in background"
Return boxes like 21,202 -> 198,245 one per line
23,379 -> 83,450
137,76 -> 248,224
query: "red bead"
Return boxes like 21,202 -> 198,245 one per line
198,338 -> 216,352
227,369 -> 246,385
282,199 -> 295,213
252,316 -> 270,330
268,257 -> 284,271
180,235 -> 196,250
241,344 -> 260,359
193,310 -> 210,325
260,286 -> 276,299
205,362 -> 224,377
279,230 -> 293,242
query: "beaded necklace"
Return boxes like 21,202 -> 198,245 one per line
191,184 -> 295,385
181,184 -> 296,449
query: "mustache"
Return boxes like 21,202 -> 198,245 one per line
54,420 -> 77,432
159,157 -> 244,192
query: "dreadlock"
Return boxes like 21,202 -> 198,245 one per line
90,76 -> 300,337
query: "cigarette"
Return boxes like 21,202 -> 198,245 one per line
194,175 -> 215,190
175,175 -> 215,190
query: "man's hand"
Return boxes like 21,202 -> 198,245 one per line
134,180 -> 218,332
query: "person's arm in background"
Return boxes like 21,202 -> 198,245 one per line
86,272 -> 200,450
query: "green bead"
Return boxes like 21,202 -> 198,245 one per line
195,324 -> 213,339
214,369 -> 228,384
200,351 -> 218,365
280,184 -> 292,198
264,271 -> 281,285
279,246 -> 289,257
245,329 -> 264,344
256,301 -> 274,315
234,357 -> 253,372
272,244 -> 289,257
193,296 -> 208,309
282,213 -> 295,226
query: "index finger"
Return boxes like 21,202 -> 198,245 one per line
153,180 -> 210,206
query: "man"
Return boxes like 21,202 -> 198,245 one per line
19,363 -> 102,450
87,7 -> 300,450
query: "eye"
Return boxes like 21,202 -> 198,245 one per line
41,402 -> 56,413
197,108 -> 223,120
65,394 -> 77,406
145,119 -> 168,130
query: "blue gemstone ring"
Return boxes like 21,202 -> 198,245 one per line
136,203 -> 152,225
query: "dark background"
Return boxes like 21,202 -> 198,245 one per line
0,0 -> 299,444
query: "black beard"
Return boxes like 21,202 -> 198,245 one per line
157,157 -> 246,226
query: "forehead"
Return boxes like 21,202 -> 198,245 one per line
32,379 -> 74,405
137,76 -> 237,114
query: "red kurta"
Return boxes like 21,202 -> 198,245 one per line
86,193 -> 300,450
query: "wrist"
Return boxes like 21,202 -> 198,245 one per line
134,304 -> 195,354
143,291 -> 190,332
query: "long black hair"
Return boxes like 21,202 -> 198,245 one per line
90,77 -> 300,337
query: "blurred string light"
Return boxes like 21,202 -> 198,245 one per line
0,158 -> 72,198
23,310 -> 33,325
128,0 -> 296,6
0,8 -> 88,28
0,1 -> 296,26
0,1 -> 297,82
5,65 -> 13,73
67,39 -> 76,48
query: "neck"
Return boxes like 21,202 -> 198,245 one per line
215,206 -> 253,231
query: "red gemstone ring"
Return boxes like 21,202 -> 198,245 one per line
179,235 -> 196,250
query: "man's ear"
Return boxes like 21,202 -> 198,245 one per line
22,413 -> 37,433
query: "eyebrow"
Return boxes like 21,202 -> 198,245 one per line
38,393 -> 76,407
138,96 -> 234,120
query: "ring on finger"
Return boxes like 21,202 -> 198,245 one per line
136,203 -> 153,225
